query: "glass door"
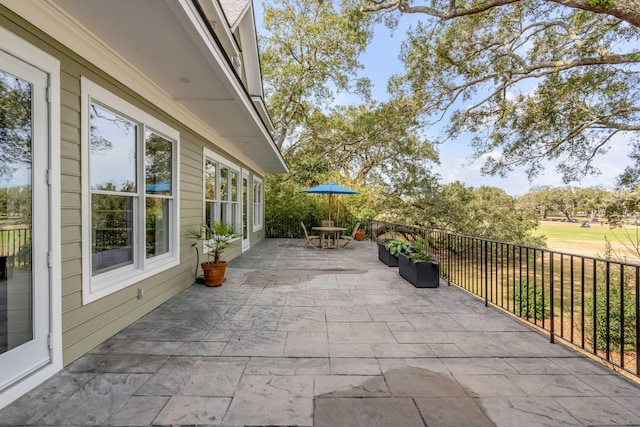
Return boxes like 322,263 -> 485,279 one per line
0,50 -> 50,390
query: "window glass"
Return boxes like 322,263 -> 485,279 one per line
220,202 -> 229,224
203,153 -> 241,231
145,131 -> 172,196
220,166 -> 228,200
205,160 -> 216,200
231,203 -> 238,228
146,197 -> 169,258
90,104 -> 136,192
206,201 -> 216,230
231,170 -> 238,202
89,103 -> 137,275
253,178 -> 263,230
91,193 -> 134,274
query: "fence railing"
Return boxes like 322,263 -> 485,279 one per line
266,216 -> 363,239
368,219 -> 639,379
0,227 -> 31,275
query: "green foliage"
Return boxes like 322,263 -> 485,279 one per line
0,185 -> 31,225
288,99 -> 438,190
585,242 -> 638,352
587,0 -> 614,7
1,71 -> 32,181
408,237 -> 432,262
514,280 -> 549,320
265,175 -> 325,238
188,221 -> 241,264
366,0 -> 640,185
585,276 -> 638,353
261,0 -> 372,150
604,187 -> 640,227
394,182 -> 543,246
384,239 -> 409,256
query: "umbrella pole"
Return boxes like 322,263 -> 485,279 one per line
328,194 -> 332,222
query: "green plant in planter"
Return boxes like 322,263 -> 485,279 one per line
407,237 -> 432,262
188,221 -> 241,264
188,221 -> 241,287
384,239 -> 409,256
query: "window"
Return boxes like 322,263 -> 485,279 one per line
253,177 -> 263,231
81,77 -> 179,304
204,149 -> 241,231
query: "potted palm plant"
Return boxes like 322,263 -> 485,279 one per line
189,221 -> 241,287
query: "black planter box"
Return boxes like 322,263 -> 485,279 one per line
378,242 -> 399,267
399,253 -> 440,288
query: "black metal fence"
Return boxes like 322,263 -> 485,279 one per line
266,216 -> 364,239
0,227 -> 31,277
368,219 -> 639,379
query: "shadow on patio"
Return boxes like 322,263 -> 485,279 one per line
1,238 -> 640,426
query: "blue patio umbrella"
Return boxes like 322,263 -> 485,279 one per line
301,182 -> 359,222
145,180 -> 171,193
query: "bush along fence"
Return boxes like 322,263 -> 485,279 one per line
368,219 -> 639,380
265,216 -> 365,239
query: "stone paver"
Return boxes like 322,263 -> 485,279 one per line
1,238 -> 640,426
314,397 -> 425,427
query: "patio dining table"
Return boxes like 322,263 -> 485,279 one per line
312,226 -> 346,249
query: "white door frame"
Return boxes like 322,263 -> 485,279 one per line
0,26 -> 61,411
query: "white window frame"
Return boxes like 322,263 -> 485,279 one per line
203,148 -> 242,242
81,77 -> 180,304
253,176 -> 263,231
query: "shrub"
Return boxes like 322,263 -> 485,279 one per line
514,280 -> 549,320
585,277 -> 637,353
585,240 -> 638,353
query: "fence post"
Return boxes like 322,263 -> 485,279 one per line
549,253 -> 555,344
484,240 -> 489,307
636,266 -> 639,376
447,232 -> 451,286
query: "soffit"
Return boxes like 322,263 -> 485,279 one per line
30,0 -> 286,173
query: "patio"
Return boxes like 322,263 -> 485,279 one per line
1,238 -> 640,426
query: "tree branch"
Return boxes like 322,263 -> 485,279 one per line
360,0 -> 640,28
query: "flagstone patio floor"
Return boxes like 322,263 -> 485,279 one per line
1,238 -> 640,426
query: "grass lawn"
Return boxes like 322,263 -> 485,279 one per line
533,220 -> 640,261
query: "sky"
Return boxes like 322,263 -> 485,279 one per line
255,2 -> 632,197
353,17 -> 631,197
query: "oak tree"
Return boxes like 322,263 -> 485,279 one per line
360,0 -> 640,184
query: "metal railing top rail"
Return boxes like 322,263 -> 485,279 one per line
369,219 -> 640,268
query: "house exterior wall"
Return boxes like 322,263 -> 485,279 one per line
0,5 -> 265,366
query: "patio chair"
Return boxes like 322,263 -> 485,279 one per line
340,222 -> 360,248
301,222 -> 320,249
322,220 -> 334,227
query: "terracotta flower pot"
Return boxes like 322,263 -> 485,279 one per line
355,231 -> 366,241
200,261 -> 228,287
